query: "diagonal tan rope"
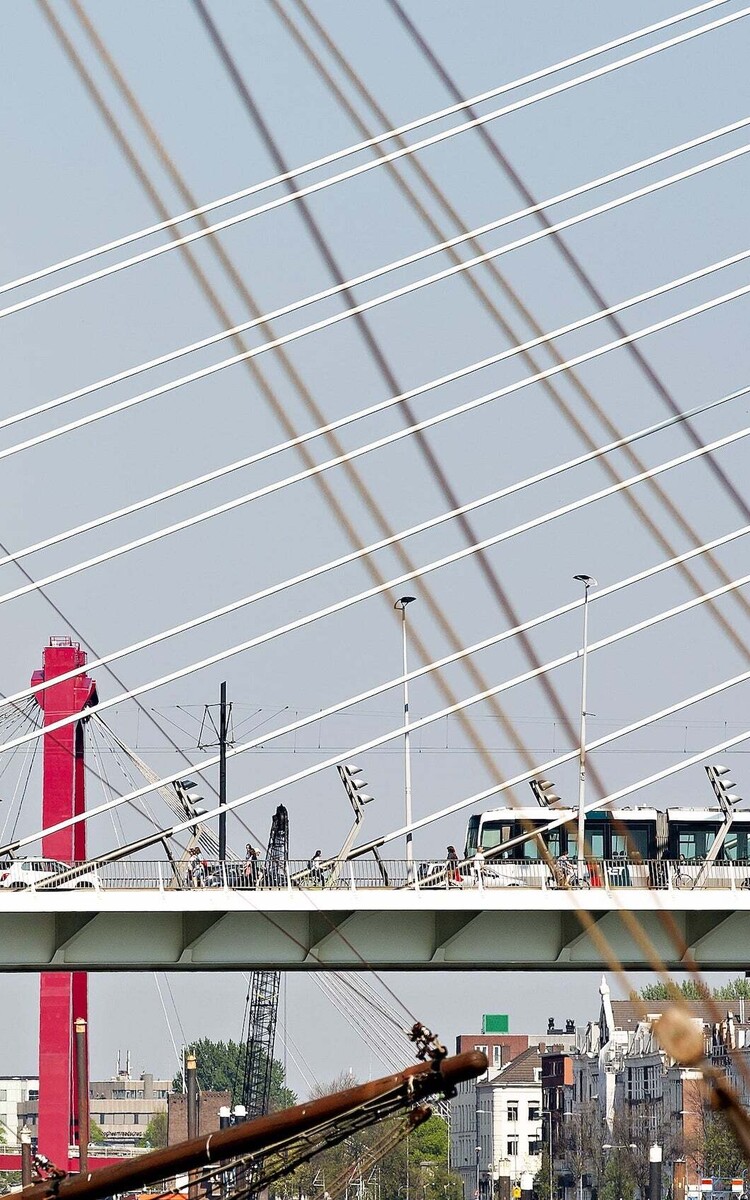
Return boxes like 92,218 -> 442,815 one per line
279,0 -> 750,665
52,0 -> 555,800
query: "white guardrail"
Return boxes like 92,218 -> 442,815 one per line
3,857 -> 750,892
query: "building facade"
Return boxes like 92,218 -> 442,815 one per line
18,1069 -> 170,1147
0,1077 -> 38,1143
451,1021 -> 578,1200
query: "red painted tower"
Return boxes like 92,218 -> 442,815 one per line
31,638 -> 98,1169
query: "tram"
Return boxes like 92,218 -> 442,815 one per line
462,803 -> 750,888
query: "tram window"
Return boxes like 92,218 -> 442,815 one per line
724,831 -> 750,861
466,817 -> 480,854
587,829 -> 606,859
612,828 -> 649,861
677,828 -> 716,860
480,821 -> 512,850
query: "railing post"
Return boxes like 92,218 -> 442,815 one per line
286,864 -> 292,890
157,861 -> 163,891
348,861 -> 355,890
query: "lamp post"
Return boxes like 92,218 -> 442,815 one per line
475,1102 -> 492,1200
573,574 -> 597,881
540,1111 -> 555,1200
563,1110 -> 585,1200
649,1144 -> 663,1200
395,596 -> 416,869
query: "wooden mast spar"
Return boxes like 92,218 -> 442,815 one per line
24,1049 -> 488,1200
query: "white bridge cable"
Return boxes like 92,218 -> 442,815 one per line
2,243 -> 749,586
6,135 -> 750,463
23,585 -> 750,868
1,269 -> 750,624
5,528 -> 750,858
0,0 -> 737,308
4,375 -> 750,722
5,115 -> 750,437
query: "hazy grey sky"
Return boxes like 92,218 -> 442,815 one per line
0,0 -> 749,1096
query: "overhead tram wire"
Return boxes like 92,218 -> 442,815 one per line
49,0 -> 512,796
7,513 -> 750,856
5,111 -> 750,440
7,129 -> 750,468
3,275 -> 750,636
275,2 -> 750,676
387,0 -> 750,533
6,1 -> 740,308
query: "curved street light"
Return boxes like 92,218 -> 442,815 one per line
573,574 -> 597,881
395,596 -> 416,870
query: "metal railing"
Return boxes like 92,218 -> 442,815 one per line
3,857 -> 750,892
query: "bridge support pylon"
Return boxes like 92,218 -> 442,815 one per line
31,638 -> 98,1170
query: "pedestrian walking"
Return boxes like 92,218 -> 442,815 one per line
186,847 -> 206,888
446,844 -> 461,886
243,843 -> 259,888
309,849 -> 325,887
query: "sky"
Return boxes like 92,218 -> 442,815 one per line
0,0 -> 749,1097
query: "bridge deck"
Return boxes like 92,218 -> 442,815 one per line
1,887 -> 747,971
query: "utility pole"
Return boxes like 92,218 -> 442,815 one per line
219,681 -> 228,862
200,683 -> 231,863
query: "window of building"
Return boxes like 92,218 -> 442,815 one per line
507,1137 -> 519,1156
528,1106 -> 541,1122
493,1046 -> 503,1067
507,1103 -> 518,1122
0,1091 -> 7,1102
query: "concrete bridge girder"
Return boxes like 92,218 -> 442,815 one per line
0,891 -> 748,971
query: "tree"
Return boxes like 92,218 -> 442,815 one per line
0,1120 -> 20,1195
534,1144 -> 552,1200
89,1118 -> 106,1145
639,980 -> 711,1001
597,1150 -> 636,1200
174,1038 -> 296,1111
696,1108 -> 745,1179
279,1075 -> 461,1200
140,1110 -> 168,1149
638,977 -> 750,1002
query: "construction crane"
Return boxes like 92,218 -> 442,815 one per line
235,804 -> 288,1119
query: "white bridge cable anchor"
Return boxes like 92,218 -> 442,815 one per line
0,0 -> 739,307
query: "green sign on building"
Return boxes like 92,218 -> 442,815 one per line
482,1014 -> 509,1034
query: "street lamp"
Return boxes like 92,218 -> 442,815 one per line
563,1111 -> 585,1200
475,1104 -> 492,1200
540,1111 -> 555,1200
573,574 -> 597,881
395,596 -> 416,868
